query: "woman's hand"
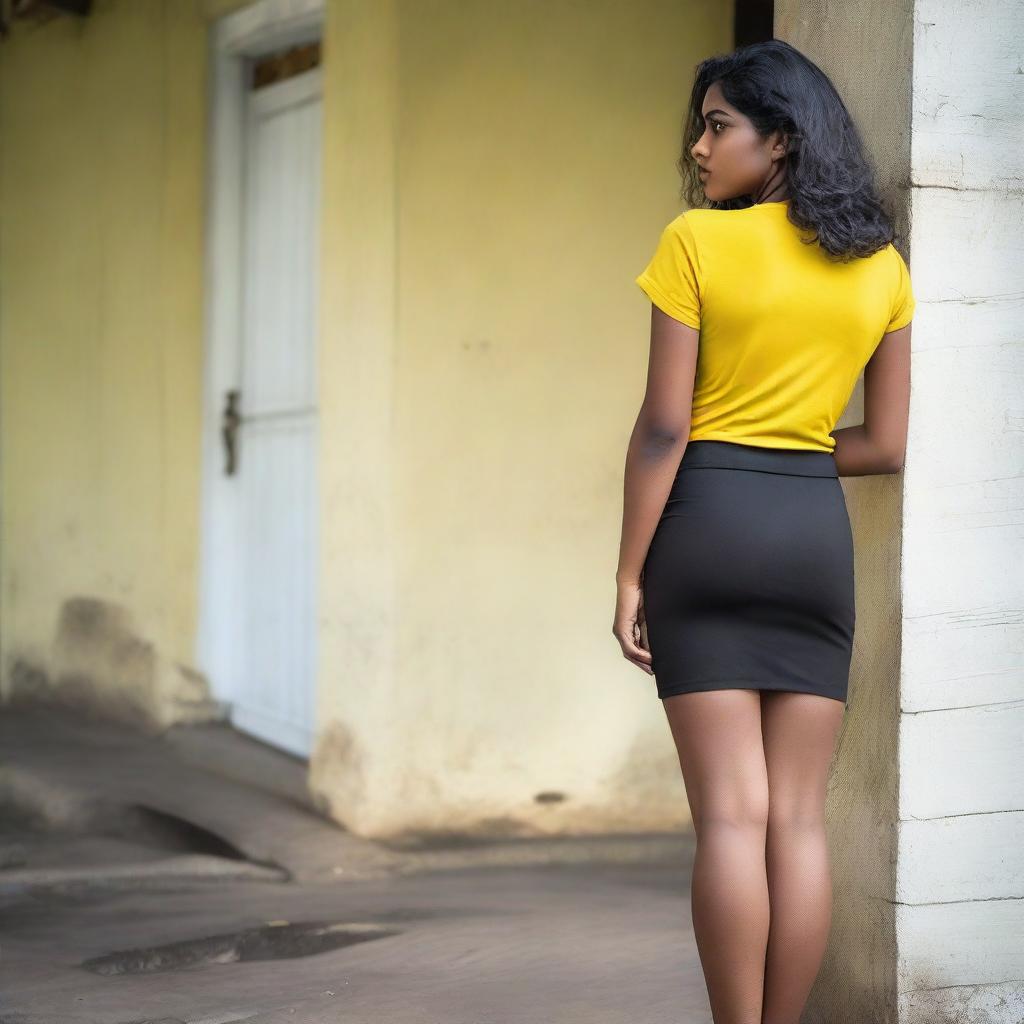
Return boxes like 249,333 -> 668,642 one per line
613,576 -> 654,675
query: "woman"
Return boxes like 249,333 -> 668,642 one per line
613,40 -> 915,1024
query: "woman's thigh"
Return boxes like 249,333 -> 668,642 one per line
759,691 -> 845,822
661,689 -> 770,833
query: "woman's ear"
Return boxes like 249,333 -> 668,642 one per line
770,129 -> 790,160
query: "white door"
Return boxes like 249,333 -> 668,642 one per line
228,67 -> 322,757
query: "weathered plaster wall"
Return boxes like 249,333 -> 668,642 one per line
777,2 -> 1024,1021
896,1 -> 1024,1020
775,2 -> 913,1020
0,0 -> 230,728
308,0 -> 734,838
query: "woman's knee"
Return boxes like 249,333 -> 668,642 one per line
766,794 -> 827,832
692,787 -> 770,838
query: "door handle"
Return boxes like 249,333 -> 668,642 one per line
221,389 -> 241,476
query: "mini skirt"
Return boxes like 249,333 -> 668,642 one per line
641,440 -> 855,704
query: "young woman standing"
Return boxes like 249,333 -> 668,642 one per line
613,40 -> 915,1024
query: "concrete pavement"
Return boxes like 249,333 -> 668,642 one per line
0,704 -> 707,1023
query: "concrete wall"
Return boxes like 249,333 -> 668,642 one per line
0,0 -> 231,728
896,1 -> 1024,1019
0,0 -> 731,829
777,2 -> 1024,1021
308,0 -> 734,837
773,4 -> 913,1019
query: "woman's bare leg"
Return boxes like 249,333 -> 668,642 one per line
758,691 -> 845,1024
662,689 -> 770,1024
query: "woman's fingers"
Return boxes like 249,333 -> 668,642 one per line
613,623 -> 654,674
614,579 -> 655,674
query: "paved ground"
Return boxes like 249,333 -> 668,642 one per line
0,705 -> 708,1024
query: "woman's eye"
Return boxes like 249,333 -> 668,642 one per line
711,120 -> 725,134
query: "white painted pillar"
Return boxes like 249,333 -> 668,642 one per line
895,1 -> 1024,1019
778,3 -> 1024,1021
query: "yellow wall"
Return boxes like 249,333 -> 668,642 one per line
0,1 -> 242,725
1,0 -> 732,835
310,0 -> 732,837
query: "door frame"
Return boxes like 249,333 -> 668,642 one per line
196,0 -> 325,735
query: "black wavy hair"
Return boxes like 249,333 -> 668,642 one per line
678,39 -> 900,261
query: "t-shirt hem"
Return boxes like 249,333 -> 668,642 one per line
634,273 -> 701,330
883,305 -> 915,333
687,432 -> 836,453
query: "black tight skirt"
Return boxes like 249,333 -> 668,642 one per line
641,440 -> 855,704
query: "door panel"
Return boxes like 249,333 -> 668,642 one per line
230,67 -> 322,757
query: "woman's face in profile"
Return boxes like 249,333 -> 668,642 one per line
690,80 -> 786,203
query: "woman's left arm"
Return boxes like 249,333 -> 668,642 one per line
613,305 -> 699,672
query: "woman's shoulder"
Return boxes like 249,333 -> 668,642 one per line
660,207 -> 724,247
861,241 -> 910,280
670,203 -> 786,237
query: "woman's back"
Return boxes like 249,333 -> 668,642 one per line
635,200 -> 915,453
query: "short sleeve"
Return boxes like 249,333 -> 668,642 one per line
635,214 -> 703,329
884,245 -> 916,333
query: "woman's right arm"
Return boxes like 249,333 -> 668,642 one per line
831,321 -> 912,476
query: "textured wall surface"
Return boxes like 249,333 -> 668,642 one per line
896,1 -> 1024,1020
774,3 -> 914,1019
0,1 -> 228,726
309,0 -> 735,838
777,2 -> 1024,1022
0,0 -> 737,835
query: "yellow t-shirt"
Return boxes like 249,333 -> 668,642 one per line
634,201 -> 916,452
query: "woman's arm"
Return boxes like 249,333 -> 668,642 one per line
831,321 -> 912,476
615,306 -> 699,585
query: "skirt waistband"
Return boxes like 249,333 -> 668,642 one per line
678,440 -> 838,478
